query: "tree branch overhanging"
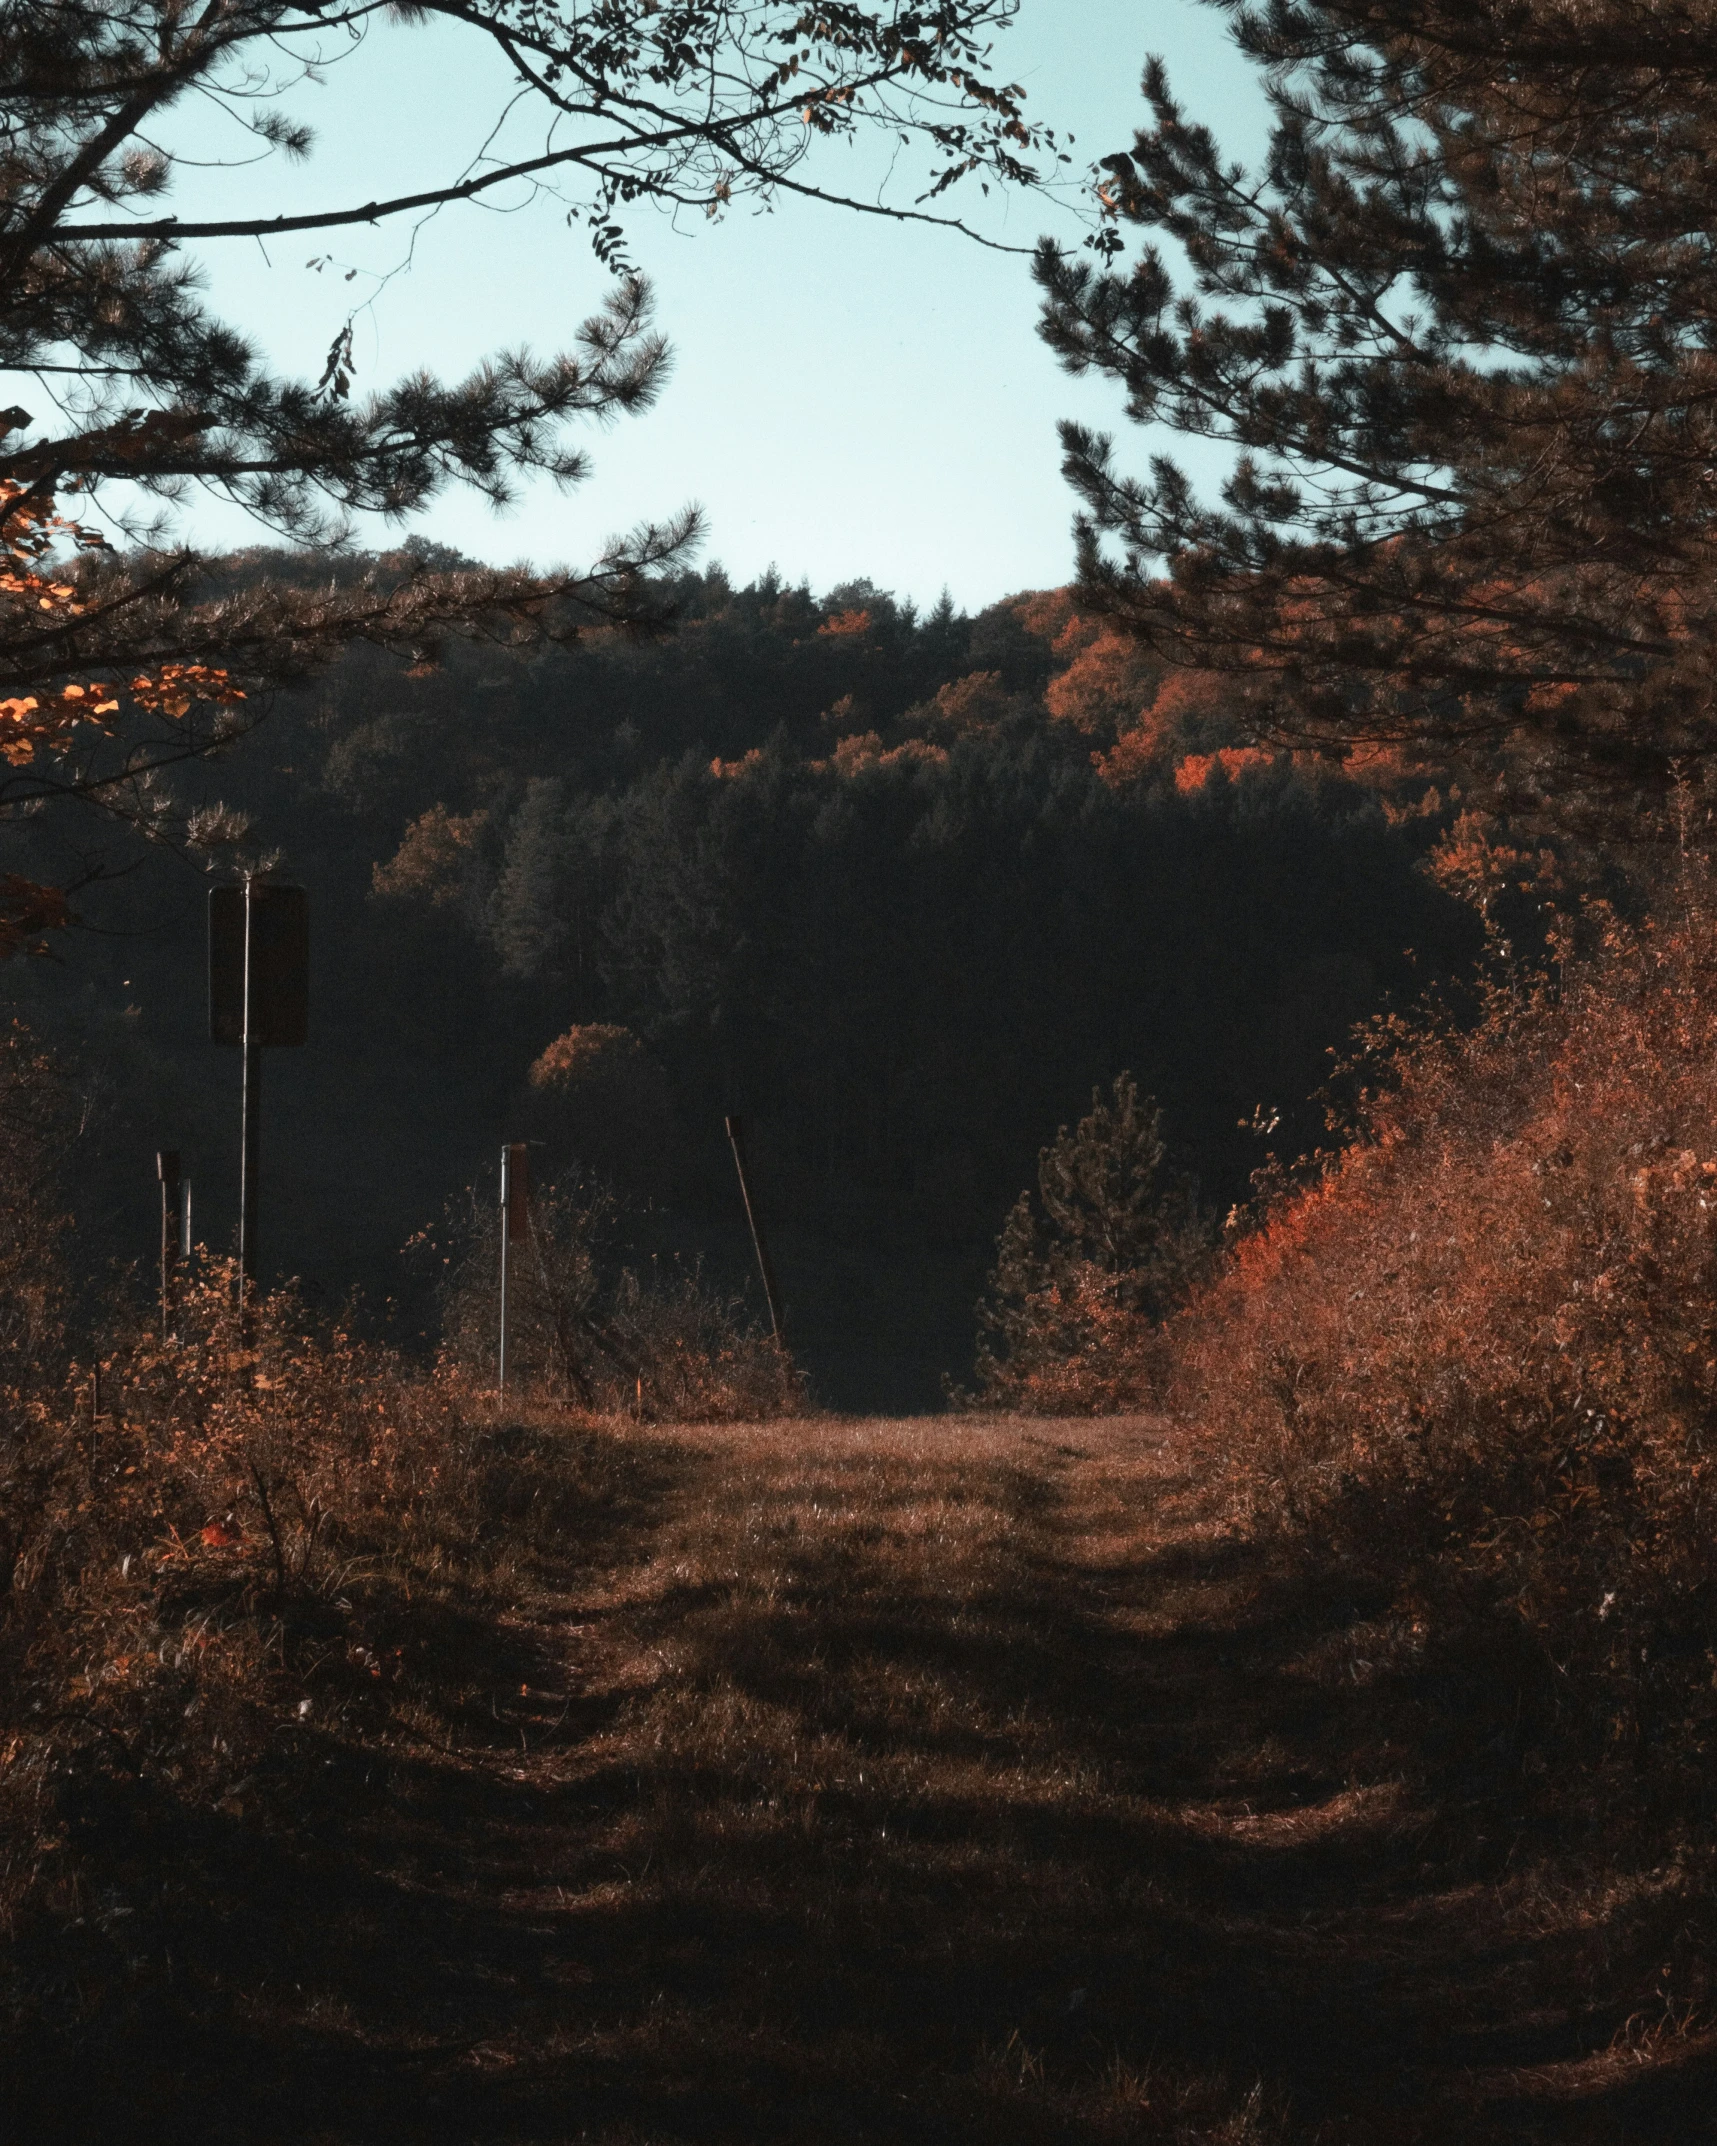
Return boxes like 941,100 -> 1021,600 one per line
1036,0 -> 1717,801
1,0 -> 1059,946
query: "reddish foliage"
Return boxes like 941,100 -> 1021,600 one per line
925,669 -> 1011,736
0,480 -> 245,951
1043,624 -> 1160,737
1095,670 -> 1251,786
1171,746 -> 1277,794
1169,888 -> 1717,1782
971,1260 -> 1168,1414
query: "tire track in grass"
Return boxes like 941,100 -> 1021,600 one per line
13,1408 -> 1715,2143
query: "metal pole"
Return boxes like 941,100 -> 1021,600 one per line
238,875 -> 262,1317
724,1113 -> 784,1345
498,1141 -> 511,1396
156,1149 -> 181,1338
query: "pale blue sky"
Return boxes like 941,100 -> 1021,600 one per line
147,2 -> 1268,609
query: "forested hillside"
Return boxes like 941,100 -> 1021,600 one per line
3,548 -> 1477,1404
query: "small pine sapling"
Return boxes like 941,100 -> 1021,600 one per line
968,1073 -> 1211,1411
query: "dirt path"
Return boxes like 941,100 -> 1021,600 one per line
20,1413 -> 1712,2143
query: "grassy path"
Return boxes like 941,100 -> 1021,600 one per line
16,1412 -> 1712,2142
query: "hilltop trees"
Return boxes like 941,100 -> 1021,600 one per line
3,554 -> 1489,1392
0,1 -> 1053,942
1035,1 -> 1717,810
350,611 -> 1474,1261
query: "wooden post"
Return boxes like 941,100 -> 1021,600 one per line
156,1149 -> 181,1338
499,1142 -> 529,1394
724,1114 -> 784,1345
498,1143 -> 511,1396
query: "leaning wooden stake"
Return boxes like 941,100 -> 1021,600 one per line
724,1113 -> 784,1345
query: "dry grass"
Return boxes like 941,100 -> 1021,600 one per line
427,1174 -> 804,1420
6,1398 -> 1714,2142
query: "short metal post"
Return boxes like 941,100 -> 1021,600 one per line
724,1113 -> 784,1345
238,876 -> 262,1329
157,1149 -> 181,1338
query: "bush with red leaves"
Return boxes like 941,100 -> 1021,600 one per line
1171,884 -> 1717,1789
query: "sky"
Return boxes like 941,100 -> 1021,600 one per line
141,2 -> 1270,612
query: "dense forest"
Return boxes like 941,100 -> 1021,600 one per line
5,547 -> 1476,1404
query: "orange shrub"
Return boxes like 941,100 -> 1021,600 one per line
1170,896 -> 1717,1780
0,1263 -> 663,1999
2,1272 -> 473,1723
0,1271 -> 487,1934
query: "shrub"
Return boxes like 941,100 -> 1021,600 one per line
2,1270 -> 472,1738
427,1170 -> 802,1420
0,1260 -> 712,2073
1170,893 -> 1717,1792
0,1267 -> 503,1977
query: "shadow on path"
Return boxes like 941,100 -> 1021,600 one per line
12,1414 -> 1712,2144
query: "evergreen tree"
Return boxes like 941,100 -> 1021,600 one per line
970,1073 -> 1211,1408
1035,1072 -> 1183,1285
1035,2 -> 1717,807
0,1 -> 1053,944
489,777 -> 570,981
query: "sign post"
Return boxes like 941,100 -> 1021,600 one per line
498,1142 -> 530,1396
210,879 -> 308,1315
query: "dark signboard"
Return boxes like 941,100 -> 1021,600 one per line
209,884 -> 309,1047
504,1142 -> 531,1240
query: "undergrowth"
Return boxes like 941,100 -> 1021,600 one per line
963,1072 -> 1212,1413
0,1118 -> 800,2047
425,1170 -> 803,1420
1170,882 -> 1717,1823
0,1272 -> 597,1983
